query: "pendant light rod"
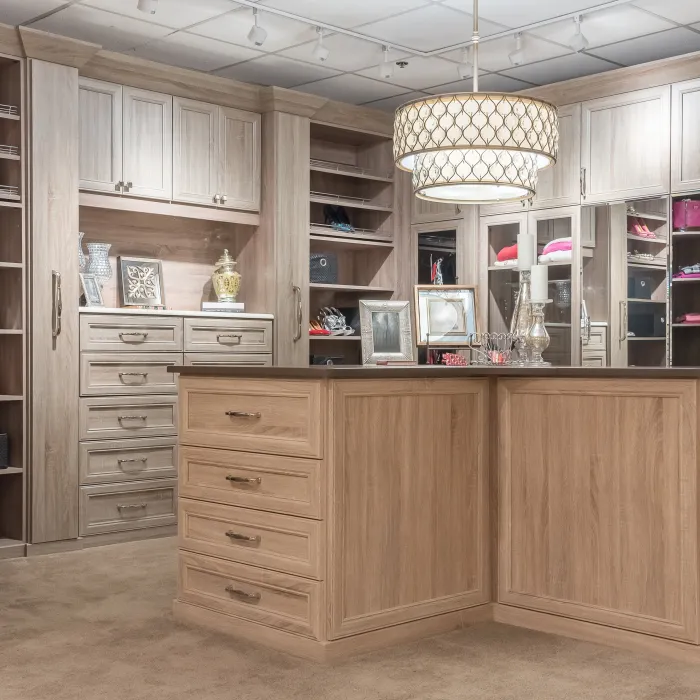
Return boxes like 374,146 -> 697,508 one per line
472,0 -> 479,92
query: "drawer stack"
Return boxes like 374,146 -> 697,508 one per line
176,378 -> 325,642
78,312 -> 273,541
582,324 -> 608,367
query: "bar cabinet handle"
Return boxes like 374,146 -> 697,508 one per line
117,415 -> 147,422
119,332 -> 149,342
225,586 -> 261,602
225,411 -> 261,418
619,301 -> 628,345
52,270 -> 62,339
217,333 -> 242,344
580,167 -> 587,198
225,531 -> 261,544
119,372 -> 149,377
226,475 -> 262,485
117,503 -> 147,511
293,284 -> 302,342
117,457 -> 148,464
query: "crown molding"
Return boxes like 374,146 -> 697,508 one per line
19,26 -> 100,68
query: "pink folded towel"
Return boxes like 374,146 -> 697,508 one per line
542,237 -> 572,256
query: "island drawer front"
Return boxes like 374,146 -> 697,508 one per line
179,377 -> 323,458
184,353 -> 272,367
178,551 -> 322,639
179,446 -> 322,519
79,437 -> 178,485
80,478 -> 178,536
80,395 -> 178,441
179,499 -> 323,579
80,315 -> 183,352
184,318 -> 272,354
80,352 -> 181,396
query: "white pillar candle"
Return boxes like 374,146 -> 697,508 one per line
517,231 -> 535,271
530,264 -> 548,301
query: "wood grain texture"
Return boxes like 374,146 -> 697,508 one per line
0,24 -> 23,58
79,352 -> 180,396
18,27 -> 99,69
179,498 -> 323,579
179,445 -> 323,519
327,378 -> 490,639
80,313 -> 183,352
671,78 -> 700,194
183,317 -> 272,354
498,378 -> 698,643
29,60 -> 80,544
183,353 -> 272,367
178,376 -> 323,458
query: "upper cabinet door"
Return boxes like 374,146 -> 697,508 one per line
531,103 -> 581,210
218,106 -> 261,211
122,87 -> 173,200
411,197 -> 461,223
581,86 -> 671,204
173,97 -> 219,206
671,79 -> 700,194
78,77 -> 122,193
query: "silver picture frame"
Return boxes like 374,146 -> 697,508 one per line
118,256 -> 166,308
79,273 -> 103,307
359,300 -> 414,365
414,285 -> 480,346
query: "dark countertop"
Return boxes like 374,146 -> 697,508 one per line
169,365 -> 700,379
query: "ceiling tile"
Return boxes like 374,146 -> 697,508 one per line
279,33 -> 398,73
360,91 -> 430,113
259,0 -> 427,28
632,0 -> 700,25
501,52 -> 617,84
0,0 -> 66,26
357,56 -> 459,91
425,73 -> 534,95
293,74 -> 407,104
440,35 -> 570,74
82,0 -> 233,30
589,27 -> 700,65
359,5 -> 503,52
31,4 -> 172,51
132,32 -> 262,72
190,8 -> 315,53
531,5 -> 675,49
214,55 -> 340,88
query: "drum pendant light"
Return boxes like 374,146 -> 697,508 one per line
393,0 -> 559,204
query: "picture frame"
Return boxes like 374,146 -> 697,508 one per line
359,300 -> 414,365
118,256 -> 166,308
414,285 -> 480,346
79,273 -> 103,307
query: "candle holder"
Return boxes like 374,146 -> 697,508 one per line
510,269 -> 532,365
525,299 -> 552,366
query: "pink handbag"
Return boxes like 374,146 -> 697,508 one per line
673,199 -> 700,231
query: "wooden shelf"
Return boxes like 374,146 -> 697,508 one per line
0,200 -> 22,210
545,322 -> 572,327
0,112 -> 19,121
0,329 -> 22,335
0,262 -> 22,269
310,234 -> 393,252
0,152 -> 19,162
310,193 -> 392,213
628,298 -> 666,303
627,234 -> 667,244
310,161 -> 393,183
673,323 -> 700,327
627,212 -> 666,222
310,283 -> 394,293
0,395 -> 22,401
628,261 -> 666,270
671,278 -> 700,283
0,467 -> 22,475
310,224 -> 392,243
627,336 -> 665,340
672,231 -> 700,237
487,265 -> 518,272
309,335 -> 361,341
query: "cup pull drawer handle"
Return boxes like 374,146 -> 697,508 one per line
226,475 -> 262,485
225,586 -> 261,602
225,531 -> 261,544
117,457 -> 148,464
117,503 -> 147,511
119,332 -> 149,341
119,372 -> 149,378
225,411 -> 261,418
217,334 -> 242,344
118,415 -> 147,422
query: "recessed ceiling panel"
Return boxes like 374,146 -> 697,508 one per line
360,91 -> 432,112
425,73 -> 534,95
589,27 -> 700,66
0,0 -> 66,26
501,51 -> 618,84
292,73 -> 408,104
632,0 -> 700,25
357,56 -> 460,91
215,54 -> 340,88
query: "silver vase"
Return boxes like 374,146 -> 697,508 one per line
86,243 -> 112,286
510,269 -> 533,365
78,232 -> 87,273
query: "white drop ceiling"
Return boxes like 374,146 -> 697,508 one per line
3,0 -> 700,111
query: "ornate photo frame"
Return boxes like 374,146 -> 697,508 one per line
79,273 -> 104,307
414,285 -> 480,346
118,256 -> 166,308
359,300 -> 414,365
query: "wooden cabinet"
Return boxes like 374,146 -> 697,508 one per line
218,106 -> 261,211
78,77 -> 122,193
581,87 -> 671,203
411,197 -> 461,223
671,78 -> 700,194
498,377 -> 698,643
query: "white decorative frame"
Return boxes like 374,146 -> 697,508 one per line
359,300 -> 414,365
80,273 -> 103,307
414,285 -> 480,346
118,256 -> 165,308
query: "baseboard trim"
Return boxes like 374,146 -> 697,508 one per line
173,600 -> 493,662
493,604 -> 700,664
26,539 -> 82,557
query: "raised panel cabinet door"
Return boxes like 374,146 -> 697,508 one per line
218,106 -> 261,211
498,378 -> 698,643
173,97 -> 218,206
411,196 -> 461,223
78,77 -> 122,193
328,379 -> 490,639
531,103 -> 581,210
671,78 -> 700,194
581,86 -> 671,204
122,87 -> 173,200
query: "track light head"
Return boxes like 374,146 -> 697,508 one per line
508,33 -> 525,67
137,0 -> 158,15
313,27 -> 330,62
568,15 -> 589,53
457,47 -> 471,80
247,9 -> 267,47
379,46 -> 393,79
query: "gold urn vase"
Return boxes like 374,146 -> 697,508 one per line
211,249 -> 241,302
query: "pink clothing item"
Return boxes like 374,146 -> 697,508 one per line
497,243 -> 518,262
677,313 -> 700,323
673,271 -> 700,279
542,237 -> 572,256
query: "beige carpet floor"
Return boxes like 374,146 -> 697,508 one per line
1,538 -> 700,700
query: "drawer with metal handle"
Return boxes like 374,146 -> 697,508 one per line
79,314 -> 183,352
80,352 -> 181,396
79,395 -> 178,440
183,317 -> 272,354
179,376 -> 322,458
79,478 -> 178,536
179,498 -> 323,579
178,551 -> 322,639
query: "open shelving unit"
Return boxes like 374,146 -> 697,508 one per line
307,122 -> 396,365
0,54 -> 25,558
